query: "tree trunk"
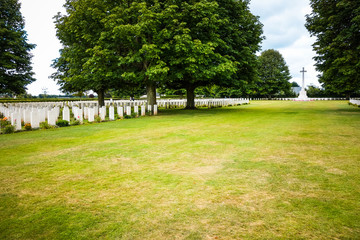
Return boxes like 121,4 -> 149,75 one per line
346,93 -> 350,100
185,85 -> 196,109
97,89 -> 105,107
146,82 -> 156,108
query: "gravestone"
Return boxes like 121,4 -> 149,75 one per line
88,108 -> 95,122
141,105 -> 146,116
154,105 -> 158,115
84,107 -> 89,119
126,106 -> 131,116
47,110 -> 57,125
100,106 -> 106,121
14,112 -> 21,130
23,109 -> 31,123
31,111 -> 40,128
118,106 -> 124,119
63,106 -> 70,122
109,106 -> 115,120
134,105 -> 139,117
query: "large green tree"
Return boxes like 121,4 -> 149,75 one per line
305,0 -> 360,98
52,0 -> 117,106
52,0 -> 169,107
256,49 -> 292,98
163,0 -> 263,108
52,0 -> 262,108
0,0 -> 35,95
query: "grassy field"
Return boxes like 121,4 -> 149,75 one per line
0,101 -> 359,239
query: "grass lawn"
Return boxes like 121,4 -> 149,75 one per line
0,101 -> 359,239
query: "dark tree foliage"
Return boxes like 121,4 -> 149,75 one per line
52,0 -> 169,107
0,0 -> 35,95
306,0 -> 360,98
291,81 -> 300,87
255,49 -> 292,98
52,0 -> 262,108
163,0 -> 263,108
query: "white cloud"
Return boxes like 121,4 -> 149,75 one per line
249,0 -> 320,87
20,0 -> 65,95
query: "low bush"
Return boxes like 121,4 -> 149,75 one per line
71,120 -> 80,126
40,122 -> 53,129
1,117 -> 10,128
95,116 -> 102,123
24,123 -> 32,131
124,115 -> 132,119
3,125 -> 15,134
56,120 -> 69,127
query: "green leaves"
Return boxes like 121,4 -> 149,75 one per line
256,49 -> 292,98
0,0 -> 35,95
52,0 -> 263,106
306,0 -> 360,96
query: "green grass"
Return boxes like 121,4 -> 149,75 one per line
1,101 -> 359,239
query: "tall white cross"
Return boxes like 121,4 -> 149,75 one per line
300,67 -> 307,89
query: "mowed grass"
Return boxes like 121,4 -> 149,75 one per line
0,101 -> 359,239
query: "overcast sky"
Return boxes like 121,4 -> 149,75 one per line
20,0 -> 319,96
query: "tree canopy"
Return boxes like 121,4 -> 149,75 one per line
0,0 -> 35,95
52,0 -> 263,108
305,0 -> 360,98
255,49 -> 292,98
162,0 -> 263,108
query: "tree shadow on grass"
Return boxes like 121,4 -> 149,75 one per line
157,102 -> 360,118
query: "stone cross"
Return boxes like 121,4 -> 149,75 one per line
300,67 -> 307,89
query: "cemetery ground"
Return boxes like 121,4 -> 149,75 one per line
0,101 -> 359,239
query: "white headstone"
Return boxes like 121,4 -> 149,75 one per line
63,106 -> 70,122
31,111 -> 40,128
118,106 -> 124,119
23,109 -> 31,123
141,105 -> 146,116
100,106 -> 106,120
84,107 -> 89,119
134,105 -> 139,117
154,105 -> 158,115
109,106 -> 115,120
126,106 -> 131,116
14,112 -> 21,130
47,110 -> 57,126
75,108 -> 83,123
88,108 -> 95,122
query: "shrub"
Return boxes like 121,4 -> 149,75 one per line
131,112 -> 137,118
71,120 -> 80,126
1,117 -> 10,128
56,120 -> 69,127
24,123 -> 32,131
95,116 -> 101,123
124,115 -> 132,119
40,122 -> 52,129
3,125 -> 15,134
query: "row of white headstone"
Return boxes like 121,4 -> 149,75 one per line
2,98 -> 249,110
71,105 -> 158,122
0,98 -> 249,130
349,99 -> 360,106
0,106 -> 61,130
0,103 -> 159,130
155,98 -> 250,108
